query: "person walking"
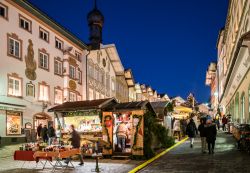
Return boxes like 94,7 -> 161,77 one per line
37,124 -> 42,140
116,120 -> 128,152
198,118 -> 207,153
186,118 -> 198,148
205,119 -> 217,154
222,115 -> 228,131
48,125 -> 56,145
65,124 -> 84,166
41,125 -> 48,143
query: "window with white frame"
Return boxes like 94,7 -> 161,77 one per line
0,3 -> 8,19
54,59 -> 62,75
19,15 -> 31,32
55,38 -> 63,50
8,37 -> 21,58
89,88 -> 94,100
69,92 -> 76,102
39,52 -> 49,70
78,70 -> 82,84
39,83 -> 49,101
69,65 -> 76,79
54,89 -> 63,104
8,76 -> 22,97
39,27 -> 49,42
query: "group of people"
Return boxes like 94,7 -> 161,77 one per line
37,124 -> 84,166
185,116 -> 217,154
37,124 -> 57,145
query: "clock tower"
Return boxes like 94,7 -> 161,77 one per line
87,0 -> 104,50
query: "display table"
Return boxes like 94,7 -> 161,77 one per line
14,150 -> 35,161
33,148 -> 81,172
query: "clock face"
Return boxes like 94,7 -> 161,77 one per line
102,58 -> 106,67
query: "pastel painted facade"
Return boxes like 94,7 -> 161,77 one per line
216,0 -> 250,123
0,0 -> 88,144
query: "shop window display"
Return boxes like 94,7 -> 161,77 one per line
6,111 -> 22,135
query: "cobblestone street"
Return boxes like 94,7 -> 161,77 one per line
0,144 -> 142,173
139,132 -> 250,173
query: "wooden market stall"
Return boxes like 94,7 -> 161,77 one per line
48,99 -> 156,157
102,101 -> 156,157
48,98 -> 117,156
173,105 -> 192,119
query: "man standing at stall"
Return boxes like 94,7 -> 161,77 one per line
117,120 -> 128,152
65,124 -> 84,166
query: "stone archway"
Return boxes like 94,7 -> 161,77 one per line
33,112 -> 52,130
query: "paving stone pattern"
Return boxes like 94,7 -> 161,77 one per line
140,132 -> 250,173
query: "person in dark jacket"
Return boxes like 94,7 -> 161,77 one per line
205,119 -> 217,154
198,118 -> 207,153
37,124 -> 42,139
186,118 -> 198,148
41,125 -> 48,143
48,125 -> 56,145
65,125 -> 84,166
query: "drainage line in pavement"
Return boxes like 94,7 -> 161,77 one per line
128,137 -> 189,173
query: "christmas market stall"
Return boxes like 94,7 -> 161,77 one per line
101,100 -> 156,157
48,98 -> 117,156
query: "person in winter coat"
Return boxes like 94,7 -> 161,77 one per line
186,118 -> 198,148
198,118 -> 207,153
41,125 -> 48,143
205,119 -> 217,154
37,124 -> 42,139
48,125 -> 56,145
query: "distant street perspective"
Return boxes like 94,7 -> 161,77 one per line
0,0 -> 250,173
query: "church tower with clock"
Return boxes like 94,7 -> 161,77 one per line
87,0 -> 104,50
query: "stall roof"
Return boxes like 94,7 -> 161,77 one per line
48,98 -> 117,112
104,101 -> 156,114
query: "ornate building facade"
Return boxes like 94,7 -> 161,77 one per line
0,0 -> 88,144
216,0 -> 250,123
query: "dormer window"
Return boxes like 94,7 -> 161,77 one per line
55,37 -> 63,50
39,27 -> 49,42
19,15 -> 32,33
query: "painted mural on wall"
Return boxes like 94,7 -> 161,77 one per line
25,39 -> 37,80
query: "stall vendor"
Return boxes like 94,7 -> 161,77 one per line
116,120 -> 128,152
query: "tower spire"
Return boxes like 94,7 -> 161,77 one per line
94,0 -> 97,9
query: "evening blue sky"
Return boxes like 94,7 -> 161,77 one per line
28,0 -> 228,103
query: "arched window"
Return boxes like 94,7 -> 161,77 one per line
235,92 -> 239,123
241,92 -> 245,123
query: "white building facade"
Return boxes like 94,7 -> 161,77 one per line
216,0 -> 250,123
0,0 -> 88,145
